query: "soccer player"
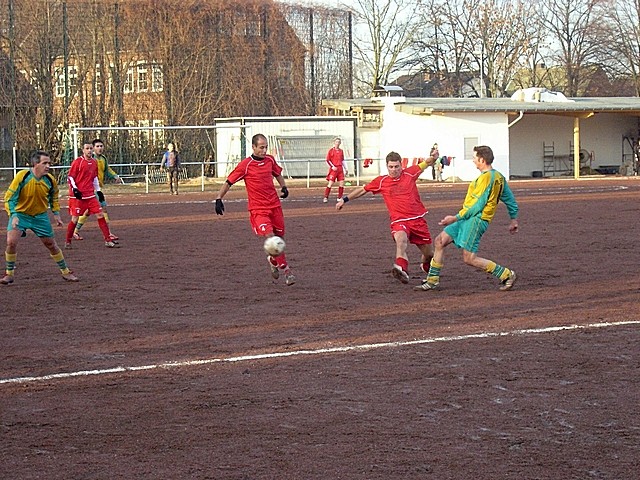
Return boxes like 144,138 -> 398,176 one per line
2,150 -> 78,284
65,142 -> 119,249
73,138 -> 122,241
214,133 -> 295,286
323,137 -> 348,203
415,145 -> 519,292
336,151 -> 434,284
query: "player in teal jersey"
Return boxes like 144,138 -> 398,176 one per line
2,150 -> 79,284
415,145 -> 519,291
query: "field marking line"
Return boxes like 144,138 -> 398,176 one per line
1,320 -> 638,386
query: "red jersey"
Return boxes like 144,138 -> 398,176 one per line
68,156 -> 99,199
326,147 -> 345,169
364,164 -> 427,223
227,155 -> 283,211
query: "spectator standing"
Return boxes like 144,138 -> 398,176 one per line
429,143 -> 439,180
160,142 -> 181,195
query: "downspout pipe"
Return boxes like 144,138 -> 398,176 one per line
508,110 -> 524,128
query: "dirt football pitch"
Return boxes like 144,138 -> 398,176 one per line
1,177 -> 639,479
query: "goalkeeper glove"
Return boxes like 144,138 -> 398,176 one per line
280,186 -> 289,199
72,188 -> 82,199
215,199 -> 225,215
96,191 -> 105,203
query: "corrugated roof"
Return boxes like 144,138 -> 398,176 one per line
323,97 -> 640,115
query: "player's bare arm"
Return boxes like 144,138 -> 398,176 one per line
336,186 -> 367,211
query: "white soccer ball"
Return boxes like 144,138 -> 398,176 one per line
264,236 -> 286,256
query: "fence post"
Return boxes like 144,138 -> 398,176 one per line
307,160 -> 311,188
145,164 -> 149,194
201,162 -> 205,192
12,145 -> 17,178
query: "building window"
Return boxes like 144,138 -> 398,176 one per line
464,137 -> 479,160
152,65 -> 163,92
95,66 -> 102,96
55,67 -> 78,98
153,120 -> 164,145
124,67 -> 134,93
277,61 -> 292,88
139,120 -> 150,143
137,64 -> 148,92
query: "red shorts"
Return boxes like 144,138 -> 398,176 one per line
249,207 -> 285,237
326,167 -> 345,182
390,217 -> 432,245
68,197 -> 103,217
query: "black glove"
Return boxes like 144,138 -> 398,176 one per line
96,191 -> 105,203
215,198 -> 225,215
280,186 -> 289,199
72,188 -> 82,199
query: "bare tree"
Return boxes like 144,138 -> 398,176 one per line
412,0 -> 544,98
602,0 -> 640,95
351,0 -> 421,94
538,0 -> 607,96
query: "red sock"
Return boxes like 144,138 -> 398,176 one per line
338,187 -> 344,197
274,252 -> 288,269
395,257 -> 409,272
98,217 -> 111,240
324,187 -> 331,198
66,222 -> 76,243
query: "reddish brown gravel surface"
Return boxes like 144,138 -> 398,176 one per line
1,178 -> 639,479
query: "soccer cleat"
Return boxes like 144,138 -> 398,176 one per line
108,233 -> 119,241
64,242 -> 72,250
322,197 -> 328,203
284,271 -> 296,286
267,256 -> 280,279
105,241 -> 120,248
499,270 -> 517,291
73,232 -> 83,240
392,264 -> 410,284
1,274 -> 14,285
62,272 -> 79,282
413,280 -> 439,291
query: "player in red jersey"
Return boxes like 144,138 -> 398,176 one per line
64,142 -> 119,249
323,137 -> 348,203
336,151 -> 434,284
214,133 -> 295,286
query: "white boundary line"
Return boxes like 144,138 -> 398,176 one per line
2,320 -> 639,386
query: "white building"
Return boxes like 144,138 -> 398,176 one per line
322,92 -> 640,181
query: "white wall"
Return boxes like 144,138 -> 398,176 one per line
373,99 -> 510,181
509,113 -> 638,177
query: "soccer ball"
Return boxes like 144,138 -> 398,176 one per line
264,236 -> 286,256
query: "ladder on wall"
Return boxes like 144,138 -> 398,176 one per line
543,141 -> 555,176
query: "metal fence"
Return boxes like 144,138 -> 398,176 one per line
0,158 -> 383,194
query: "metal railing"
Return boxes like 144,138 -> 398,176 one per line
0,158 -> 383,193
